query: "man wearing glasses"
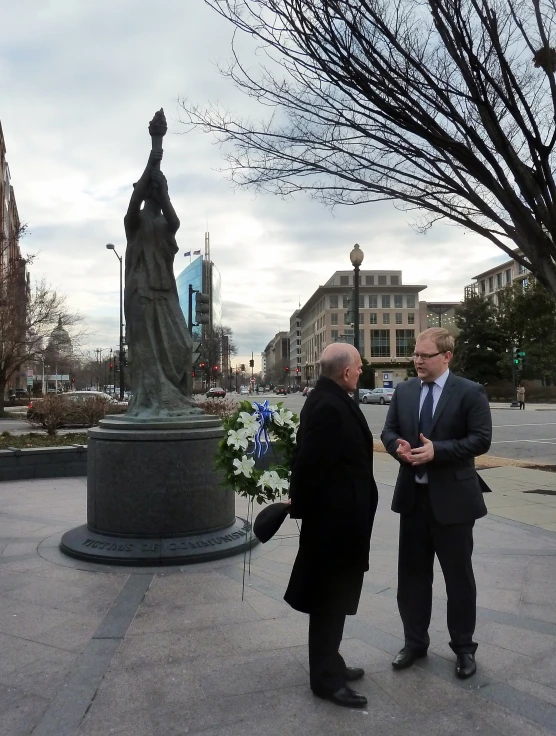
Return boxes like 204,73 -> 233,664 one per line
381,328 -> 492,680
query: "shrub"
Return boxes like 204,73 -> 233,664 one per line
194,397 -> 237,420
27,395 -> 127,435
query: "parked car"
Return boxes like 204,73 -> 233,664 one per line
206,387 -> 226,398
66,390 -> 126,405
275,385 -> 289,395
302,386 -> 314,397
361,387 -> 395,405
239,386 -> 249,395
357,388 -> 374,403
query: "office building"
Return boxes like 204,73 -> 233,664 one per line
296,269 -> 426,387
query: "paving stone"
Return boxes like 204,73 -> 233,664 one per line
1,692 -> 49,736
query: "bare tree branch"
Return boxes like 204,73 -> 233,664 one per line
179,0 -> 556,294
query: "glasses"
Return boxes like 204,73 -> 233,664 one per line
412,351 -> 445,360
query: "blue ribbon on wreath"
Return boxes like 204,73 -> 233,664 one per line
249,400 -> 274,458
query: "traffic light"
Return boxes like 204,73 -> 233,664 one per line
295,367 -> 300,373
249,359 -> 254,368
213,365 -> 219,372
109,363 -> 113,370
514,346 -> 526,367
285,366 -> 289,373
192,370 -> 196,378
195,293 -> 210,324
200,362 -> 206,370
240,363 -> 246,371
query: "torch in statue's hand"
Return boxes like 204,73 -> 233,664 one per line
149,109 -> 167,170
149,109 -> 167,138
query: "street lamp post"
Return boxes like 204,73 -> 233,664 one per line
106,244 -> 125,400
350,243 -> 364,403
305,361 -> 309,388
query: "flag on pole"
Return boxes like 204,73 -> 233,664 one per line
184,251 -> 191,257
193,250 -> 201,255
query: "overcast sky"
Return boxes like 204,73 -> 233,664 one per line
2,0 -> 508,368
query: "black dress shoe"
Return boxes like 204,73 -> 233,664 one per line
392,647 -> 427,670
314,685 -> 368,708
456,653 -> 476,679
345,667 -> 365,682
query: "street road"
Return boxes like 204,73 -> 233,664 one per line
276,393 -> 556,466
2,394 -> 555,465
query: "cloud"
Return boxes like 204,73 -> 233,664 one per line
2,0 -> 508,371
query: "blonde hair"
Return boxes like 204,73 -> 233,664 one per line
417,327 -> 455,353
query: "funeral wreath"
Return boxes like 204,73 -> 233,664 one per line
216,400 -> 300,504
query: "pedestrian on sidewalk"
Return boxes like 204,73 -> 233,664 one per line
285,343 -> 378,709
517,384 -> 525,410
381,328 -> 492,680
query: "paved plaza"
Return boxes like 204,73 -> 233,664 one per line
1,453 -> 556,735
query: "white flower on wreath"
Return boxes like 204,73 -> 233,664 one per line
226,428 -> 251,451
238,412 -> 260,435
232,455 -> 255,478
272,408 -> 294,427
258,470 -> 289,494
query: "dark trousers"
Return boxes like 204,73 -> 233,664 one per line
519,401 -> 525,410
309,612 -> 347,695
397,485 -> 478,655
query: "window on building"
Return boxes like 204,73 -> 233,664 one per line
365,275 -> 374,285
370,312 -> 377,324
340,275 -> 349,285
382,295 -> 390,308
394,295 -> 403,308
396,329 -> 415,357
481,280 -> 486,294
358,312 -> 364,323
497,273 -> 502,288
395,312 -> 403,324
383,313 -> 390,324
406,295 -> 416,308
331,330 -> 338,341
359,329 -> 364,353
359,294 -> 364,308
505,269 -> 512,284
378,275 -> 387,285
488,276 -> 494,291
369,295 -> 378,308
330,312 -> 338,325
371,330 -> 390,357
342,295 -> 350,308
344,313 -> 352,324
408,312 -> 415,325
391,275 -> 399,285
329,295 -> 338,308
519,263 -> 528,274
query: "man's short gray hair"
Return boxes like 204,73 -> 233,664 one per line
320,348 -> 354,379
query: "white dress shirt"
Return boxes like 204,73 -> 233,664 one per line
415,368 -> 450,484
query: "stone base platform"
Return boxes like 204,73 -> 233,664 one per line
60,414 -> 257,566
60,516 -> 254,565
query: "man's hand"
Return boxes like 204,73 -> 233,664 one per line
410,434 -> 434,465
396,438 -> 413,464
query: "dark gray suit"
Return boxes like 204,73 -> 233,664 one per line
381,372 -> 492,654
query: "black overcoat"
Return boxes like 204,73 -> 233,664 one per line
284,376 -> 379,615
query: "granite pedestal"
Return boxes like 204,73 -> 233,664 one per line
60,415 -> 255,565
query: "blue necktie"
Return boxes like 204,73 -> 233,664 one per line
416,382 -> 435,479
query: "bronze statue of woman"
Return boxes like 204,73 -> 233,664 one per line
124,110 -> 198,419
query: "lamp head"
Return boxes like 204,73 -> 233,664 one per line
106,243 -> 115,250
349,243 -> 364,268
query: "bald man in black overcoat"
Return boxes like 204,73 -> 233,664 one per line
285,343 -> 378,708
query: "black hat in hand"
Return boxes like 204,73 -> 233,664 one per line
253,502 -> 290,543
